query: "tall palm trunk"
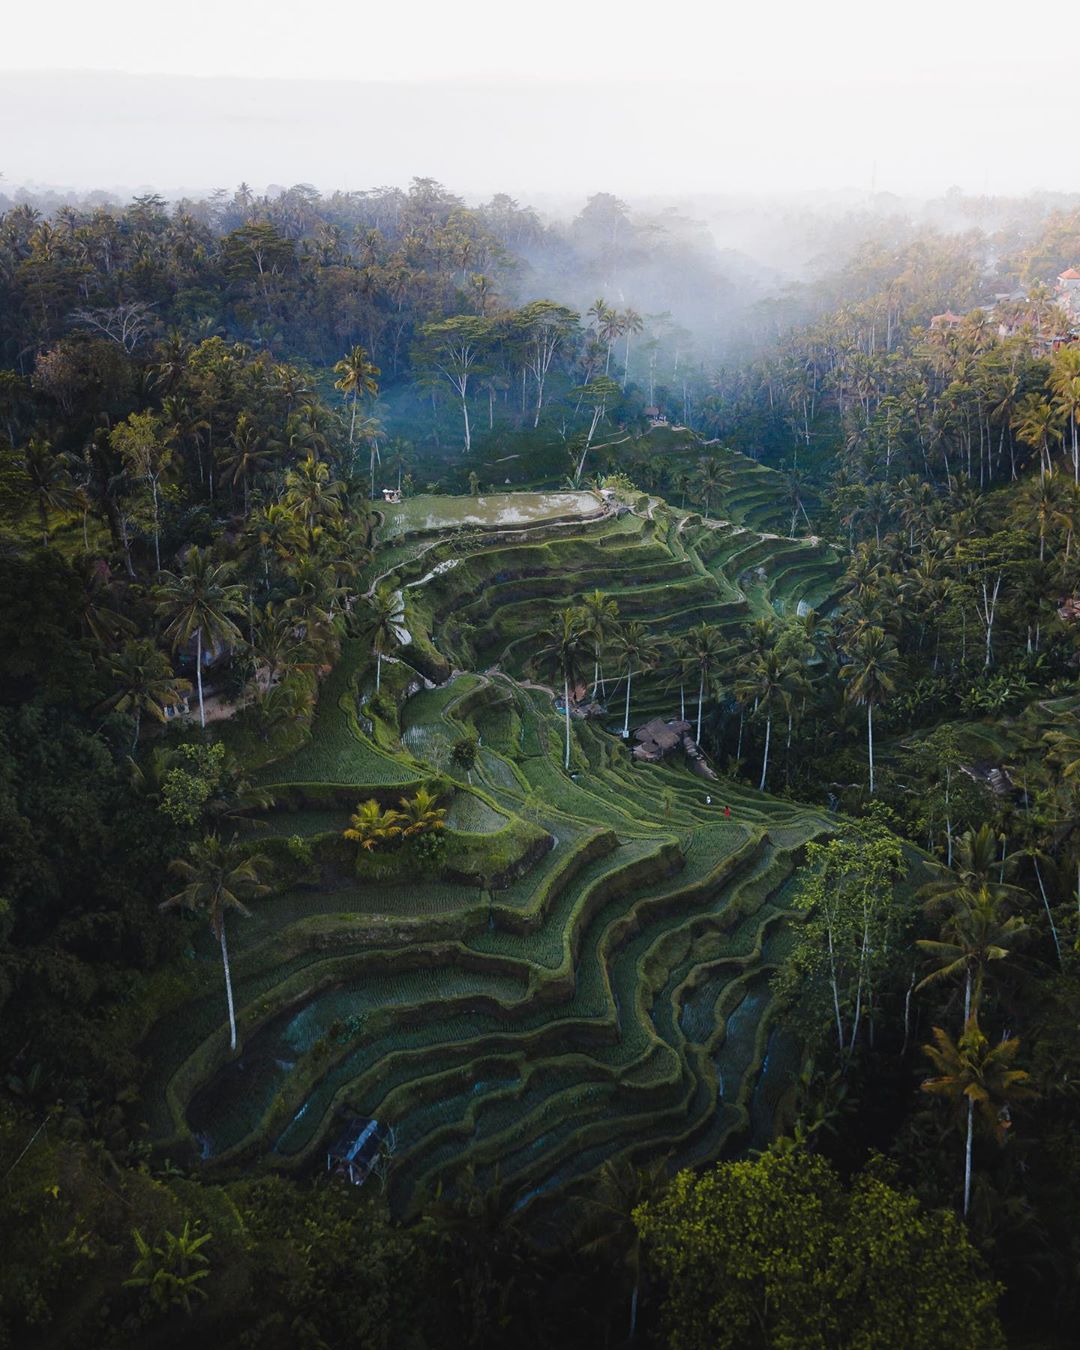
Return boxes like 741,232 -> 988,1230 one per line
696,669 -> 705,744
151,478 -> 161,572
623,665 -> 633,738
220,919 -> 238,1051
867,701 -> 875,794
196,627 -> 206,729
563,673 -> 571,770
759,716 -> 772,791
376,645 -> 382,692
963,1095 -> 974,1218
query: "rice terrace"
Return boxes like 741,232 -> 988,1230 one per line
6,142 -> 1079,1348
145,441 -> 848,1220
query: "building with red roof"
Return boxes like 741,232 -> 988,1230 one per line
1056,267 -> 1080,324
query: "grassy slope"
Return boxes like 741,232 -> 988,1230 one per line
145,479 -> 848,1215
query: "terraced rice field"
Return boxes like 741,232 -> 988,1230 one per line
145,477 -> 845,1219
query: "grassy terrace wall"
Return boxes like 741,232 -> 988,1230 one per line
145,480 -> 845,1217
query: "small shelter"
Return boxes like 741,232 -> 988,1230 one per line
633,717 -> 688,762
631,717 -> 718,779
382,486 -> 403,504
327,1117 -> 382,1186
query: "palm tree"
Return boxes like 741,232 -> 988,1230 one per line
154,549 -> 246,729
253,502 -> 302,578
1011,474 -> 1060,564
839,625 -> 898,794
920,824 -> 1029,912
1012,394 -> 1063,480
575,1157 -> 669,1339
1048,344 -> 1080,482
917,885 -> 1029,1021
251,602 -> 310,694
536,607 -> 589,769
398,785 -> 448,836
221,412 -> 276,513
577,589 -> 619,698
692,455 -> 728,520
282,455 -> 344,530
735,648 -> 793,791
96,639 -> 191,750
161,836 -> 272,1051
608,619 -> 658,740
621,308 -> 644,388
360,587 -> 407,692
679,623 -> 728,744
343,799 -> 404,850
22,438 -> 72,545
922,1016 -> 1034,1217
333,342 -> 383,448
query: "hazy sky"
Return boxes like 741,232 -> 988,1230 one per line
2,0 -> 1076,199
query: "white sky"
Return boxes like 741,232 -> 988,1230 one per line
2,0 -> 1076,198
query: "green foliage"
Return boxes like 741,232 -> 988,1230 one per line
159,741 -> 229,826
124,1220 -> 212,1315
634,1148 -> 1004,1350
775,817 -> 907,1056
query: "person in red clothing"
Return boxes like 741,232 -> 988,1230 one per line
724,804 -> 731,817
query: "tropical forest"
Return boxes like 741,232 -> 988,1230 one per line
3,171 -> 1080,1350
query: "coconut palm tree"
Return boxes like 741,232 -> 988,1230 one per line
344,799 -> 404,851
333,344 -> 381,447
917,885 -> 1029,1021
735,648 -> 794,792
692,455 -> 729,520
398,785 -> 448,836
1048,344 -> 1080,482
577,589 -> 620,698
221,412 -> 277,513
536,607 -> 589,769
360,587 -> 408,692
282,455 -> 344,530
1012,394 -> 1063,480
608,619 -> 658,740
251,602 -> 310,694
679,623 -> 729,744
839,625 -> 898,794
621,308 -> 643,388
154,549 -> 246,729
161,836 -> 272,1051
922,1017 -> 1034,1217
575,1156 -> 669,1339
97,639 -> 191,751
22,437 -> 72,545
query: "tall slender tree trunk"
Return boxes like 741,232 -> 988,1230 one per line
564,673 -> 572,770
196,627 -> 206,729
867,701 -> 875,794
151,479 -> 161,571
220,920 -> 239,1052
376,646 -> 382,692
759,716 -> 771,791
963,1095 -> 974,1218
696,670 -> 705,744
623,666 -> 633,738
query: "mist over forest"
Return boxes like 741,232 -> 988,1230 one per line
6,29 -> 1080,1346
